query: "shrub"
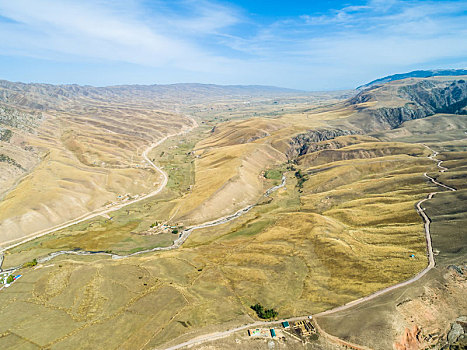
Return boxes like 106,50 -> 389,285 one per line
250,303 -> 278,319
23,258 -> 37,268
0,129 -> 12,142
294,169 -> 308,189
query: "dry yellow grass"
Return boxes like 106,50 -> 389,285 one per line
0,107 -> 194,245
0,140 -> 438,349
3,83 -> 463,349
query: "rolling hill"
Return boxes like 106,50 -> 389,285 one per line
0,73 -> 465,350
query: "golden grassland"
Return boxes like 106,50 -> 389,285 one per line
1,125 -> 213,267
0,135 -> 444,349
2,89 -> 465,349
0,92 -> 339,246
0,106 -> 194,245
163,104 -> 359,226
313,115 -> 467,350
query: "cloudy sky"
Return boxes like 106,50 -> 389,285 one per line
0,0 -> 466,90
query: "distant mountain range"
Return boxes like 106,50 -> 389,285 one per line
0,79 -> 314,111
358,69 -> 467,89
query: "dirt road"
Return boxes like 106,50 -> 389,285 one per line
0,175 -> 286,269
162,316 -> 310,350
0,115 -> 198,253
0,158 -> 286,270
0,140 -> 457,350
158,146 -> 457,350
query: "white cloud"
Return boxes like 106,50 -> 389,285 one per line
220,0 -> 467,87
0,0 -> 465,89
0,0 -> 239,69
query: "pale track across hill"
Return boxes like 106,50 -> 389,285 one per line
0,173 -> 285,270
0,137 -> 458,350
0,176 -> 287,270
0,116 -> 288,270
157,145 -> 457,350
0,115 -> 198,257
310,146 -> 455,318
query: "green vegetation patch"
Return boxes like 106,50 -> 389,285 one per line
222,218 -> 273,241
0,153 -> 23,170
294,169 -> 308,190
149,128 -> 208,196
264,169 -> 282,180
22,259 -> 37,268
0,128 -> 12,142
250,303 -> 278,319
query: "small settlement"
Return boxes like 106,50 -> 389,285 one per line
0,272 -> 22,290
247,319 -> 316,341
138,222 -> 184,236
291,320 -> 315,337
248,327 -> 280,339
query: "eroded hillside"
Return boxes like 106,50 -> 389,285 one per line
0,84 -> 196,246
0,76 -> 465,350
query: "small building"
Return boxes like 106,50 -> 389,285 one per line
282,321 -> 290,329
248,329 -> 260,337
293,320 -> 315,336
270,329 -> 276,338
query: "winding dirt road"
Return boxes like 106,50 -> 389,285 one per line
0,128 -> 287,270
13,175 -> 286,267
0,115 -> 198,254
0,136 -> 457,350
158,145 -> 457,350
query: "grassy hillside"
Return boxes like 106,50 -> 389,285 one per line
315,113 -> 467,350
0,77 -> 466,349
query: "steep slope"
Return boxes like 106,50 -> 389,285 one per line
315,113 -> 467,350
0,103 -> 43,198
347,76 -> 467,131
1,74 -> 466,350
0,82 -> 196,246
169,76 -> 467,227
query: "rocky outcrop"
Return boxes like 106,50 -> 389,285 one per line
394,325 -> 423,350
447,316 -> 467,346
363,105 -> 429,129
398,79 -> 467,114
350,79 -> 467,131
0,103 -> 43,132
447,321 -> 464,344
286,128 -> 360,159
286,78 -> 467,160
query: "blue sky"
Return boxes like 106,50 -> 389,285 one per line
0,0 -> 466,90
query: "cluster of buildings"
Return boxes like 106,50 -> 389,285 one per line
144,222 -> 184,236
248,328 -> 277,338
103,193 -> 143,209
0,272 -> 21,289
291,320 -> 315,336
247,319 -> 316,340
